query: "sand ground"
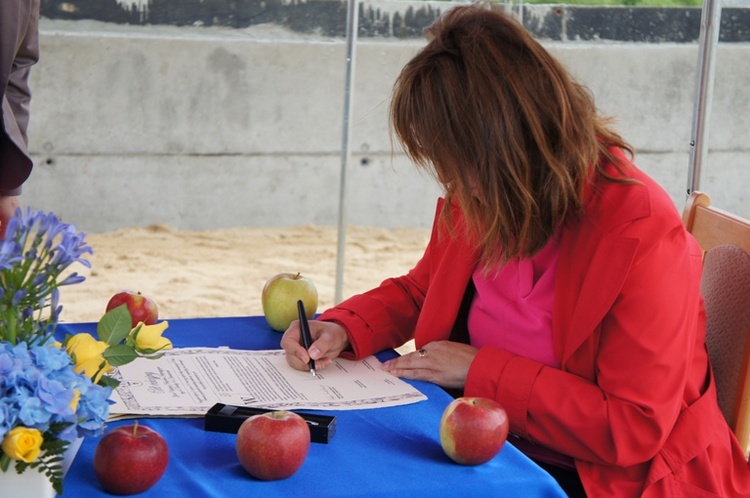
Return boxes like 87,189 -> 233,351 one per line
58,224 -> 430,330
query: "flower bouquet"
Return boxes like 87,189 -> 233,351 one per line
0,209 -> 171,495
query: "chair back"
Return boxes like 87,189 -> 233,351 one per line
683,191 -> 750,455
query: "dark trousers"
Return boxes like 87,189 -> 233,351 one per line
533,459 -> 587,498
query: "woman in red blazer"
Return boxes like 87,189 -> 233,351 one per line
281,5 -> 750,496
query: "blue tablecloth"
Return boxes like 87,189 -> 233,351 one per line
56,316 -> 565,497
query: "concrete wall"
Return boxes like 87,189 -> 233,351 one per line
23,16 -> 750,232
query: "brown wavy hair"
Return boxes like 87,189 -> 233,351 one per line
390,3 -> 633,271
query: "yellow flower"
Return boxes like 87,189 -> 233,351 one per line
1,427 -> 44,463
70,390 -> 81,412
132,321 -> 172,352
66,333 -> 113,382
74,357 -> 114,383
65,333 -> 108,363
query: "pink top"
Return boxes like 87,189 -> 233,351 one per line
467,230 -> 575,469
467,231 -> 561,368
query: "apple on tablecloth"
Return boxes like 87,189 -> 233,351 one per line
261,272 -> 318,332
440,396 -> 509,465
106,290 -> 159,328
236,410 -> 311,480
93,422 -> 169,495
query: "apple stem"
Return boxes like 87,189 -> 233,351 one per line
133,420 -> 139,437
293,272 -> 301,280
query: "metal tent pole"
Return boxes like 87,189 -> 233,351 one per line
334,0 -> 360,304
687,0 -> 723,195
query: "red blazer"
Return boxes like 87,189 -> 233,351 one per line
320,152 -> 750,496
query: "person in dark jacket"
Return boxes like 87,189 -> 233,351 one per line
0,0 -> 39,237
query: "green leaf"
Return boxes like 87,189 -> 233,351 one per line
129,322 -> 143,340
0,453 -> 10,472
15,460 -> 30,473
103,344 -> 139,366
97,304 -> 133,345
26,428 -> 72,496
61,333 -> 73,348
139,351 -> 167,360
135,343 -> 171,356
98,375 -> 121,389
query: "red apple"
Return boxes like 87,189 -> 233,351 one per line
106,290 -> 159,328
439,396 -> 509,465
93,422 -> 169,495
261,272 -> 318,332
236,410 -> 310,480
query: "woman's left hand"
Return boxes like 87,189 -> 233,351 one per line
381,341 -> 478,390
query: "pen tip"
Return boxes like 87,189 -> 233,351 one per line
311,369 -> 317,378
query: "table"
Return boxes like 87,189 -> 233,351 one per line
56,316 -> 566,497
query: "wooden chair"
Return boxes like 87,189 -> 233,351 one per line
683,191 -> 750,455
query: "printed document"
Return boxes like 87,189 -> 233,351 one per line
108,348 -> 427,418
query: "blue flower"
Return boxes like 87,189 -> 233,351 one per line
58,272 -> 86,287
38,377 -> 75,416
0,345 -> 17,376
0,340 -> 111,443
3,341 -> 31,370
74,382 -> 111,436
0,238 -> 22,271
0,208 -> 92,346
31,342 -> 71,373
0,401 -> 15,440
0,210 -> 103,495
11,290 -> 27,307
57,422 -> 79,443
18,397 -> 51,428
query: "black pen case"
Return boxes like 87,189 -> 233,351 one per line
204,403 -> 336,444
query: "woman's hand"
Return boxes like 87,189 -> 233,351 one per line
382,341 -> 478,390
0,195 -> 20,239
280,320 -> 350,372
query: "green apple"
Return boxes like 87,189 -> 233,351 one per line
261,272 -> 318,332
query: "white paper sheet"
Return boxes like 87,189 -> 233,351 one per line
107,348 -> 427,418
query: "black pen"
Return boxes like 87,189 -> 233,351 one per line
297,299 -> 317,378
